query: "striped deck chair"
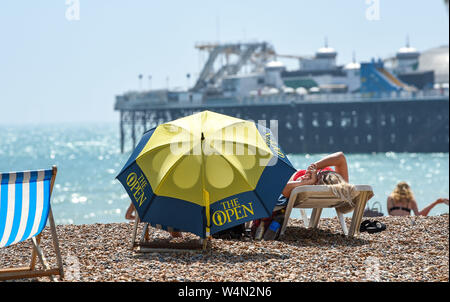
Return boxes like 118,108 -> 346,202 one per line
0,166 -> 64,281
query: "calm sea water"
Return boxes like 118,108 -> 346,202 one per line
0,122 -> 448,225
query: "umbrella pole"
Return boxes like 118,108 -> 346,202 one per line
202,237 -> 209,250
201,133 -> 211,251
202,189 -> 211,251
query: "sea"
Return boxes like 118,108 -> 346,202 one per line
0,122 -> 448,225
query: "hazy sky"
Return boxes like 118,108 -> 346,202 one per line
0,0 -> 448,124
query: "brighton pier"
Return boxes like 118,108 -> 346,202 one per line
114,93 -> 449,154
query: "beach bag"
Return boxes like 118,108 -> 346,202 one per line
363,201 -> 384,217
250,209 -> 285,240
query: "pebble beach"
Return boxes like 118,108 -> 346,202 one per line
1,214 -> 448,282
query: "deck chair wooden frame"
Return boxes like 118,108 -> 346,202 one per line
0,166 -> 64,281
276,185 -> 374,237
130,217 -> 209,253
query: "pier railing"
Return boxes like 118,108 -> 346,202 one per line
115,89 -> 449,110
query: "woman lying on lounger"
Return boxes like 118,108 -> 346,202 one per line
387,182 -> 449,216
281,151 -> 356,213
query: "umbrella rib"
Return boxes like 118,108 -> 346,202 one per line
138,139 -> 196,156
204,120 -> 250,137
205,121 -> 272,156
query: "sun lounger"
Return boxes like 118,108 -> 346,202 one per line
0,166 -> 64,281
275,185 -> 374,237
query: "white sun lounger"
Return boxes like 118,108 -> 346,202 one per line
275,185 -> 374,237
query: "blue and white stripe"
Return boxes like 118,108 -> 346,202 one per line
0,169 -> 53,248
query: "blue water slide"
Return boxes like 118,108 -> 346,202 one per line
360,59 -> 410,94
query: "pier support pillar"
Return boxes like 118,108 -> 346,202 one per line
131,111 -> 136,149
120,110 -> 124,154
142,111 -> 147,134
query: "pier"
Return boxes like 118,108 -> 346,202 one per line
115,93 -> 449,154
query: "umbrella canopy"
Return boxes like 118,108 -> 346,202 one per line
116,110 -> 296,238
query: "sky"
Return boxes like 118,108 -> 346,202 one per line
0,0 -> 448,124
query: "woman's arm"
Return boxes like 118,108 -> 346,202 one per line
309,151 -> 349,182
282,170 -> 317,198
417,198 -> 448,216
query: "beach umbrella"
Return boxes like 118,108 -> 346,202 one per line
116,110 -> 296,238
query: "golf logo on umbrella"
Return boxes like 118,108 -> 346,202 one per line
125,172 -> 148,207
211,198 -> 254,227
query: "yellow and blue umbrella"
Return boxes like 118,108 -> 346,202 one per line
116,110 -> 296,238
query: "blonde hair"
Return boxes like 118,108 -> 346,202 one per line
390,181 -> 414,204
317,170 -> 357,214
